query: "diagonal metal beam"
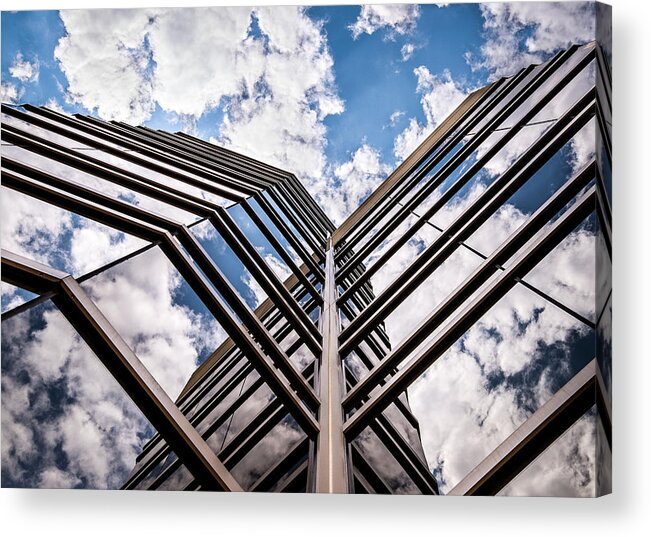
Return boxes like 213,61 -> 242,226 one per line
343,185 -> 597,438
1,249 -> 242,492
447,359 -> 607,496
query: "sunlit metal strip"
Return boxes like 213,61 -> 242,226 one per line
315,238 -> 349,493
0,249 -> 243,492
343,186 -> 597,437
447,359 -> 606,496
336,44 -> 594,278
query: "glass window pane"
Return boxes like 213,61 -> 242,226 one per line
497,407 -> 599,497
406,284 -> 595,494
80,246 -> 228,400
1,187 -> 148,277
1,300 -> 158,489
1,282 -> 38,313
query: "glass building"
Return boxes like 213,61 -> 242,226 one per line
1,37 -> 611,495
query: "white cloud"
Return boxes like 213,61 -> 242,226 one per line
81,247 -> 226,400
394,68 -> 467,162
499,411 -> 596,496
1,81 -> 23,104
400,42 -> 416,61
466,2 -> 596,80
55,9 -> 156,124
1,305 -> 151,489
325,143 -> 392,224
9,53 -> 40,83
349,4 -> 420,40
215,6 -> 345,208
387,110 -> 405,127
54,8 -> 345,213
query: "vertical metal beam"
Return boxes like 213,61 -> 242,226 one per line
315,237 -> 349,493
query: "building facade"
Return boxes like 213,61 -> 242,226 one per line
1,38 -> 611,494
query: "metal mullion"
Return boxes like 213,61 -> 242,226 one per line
219,361 -> 316,467
1,250 -> 242,492
3,168 -> 320,434
447,359 -> 603,496
596,176 -> 612,258
287,174 -> 336,234
241,200 -> 322,302
343,361 -> 423,434
71,113 -> 264,195
337,45 -> 592,279
595,47 -> 612,115
315,239 -> 349,493
210,207 -> 323,353
251,437 -> 310,492
2,168 -> 170,242
281,178 -> 332,239
369,414 -> 438,494
270,184 -> 326,254
174,130 -> 296,182
269,185 -> 325,256
167,228 -> 320,420
221,404 -> 287,467
189,362 -> 257,430
3,107 -> 248,202
274,460 -> 309,492
114,122 -> 276,190
596,99 -> 612,170
182,276 -> 319,401
9,105 -> 255,199
335,64 -> 534,254
178,348 -> 245,408
342,165 -> 594,401
121,442 -> 176,490
335,73 -> 514,249
2,128 -> 223,219
342,186 -> 596,437
136,356 -> 254,471
338,100 -> 595,350
199,376 -> 267,442
266,184 -> 322,250
350,444 -> 392,494
9,157 -> 321,415
337,46 -> 585,270
255,193 -> 323,279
